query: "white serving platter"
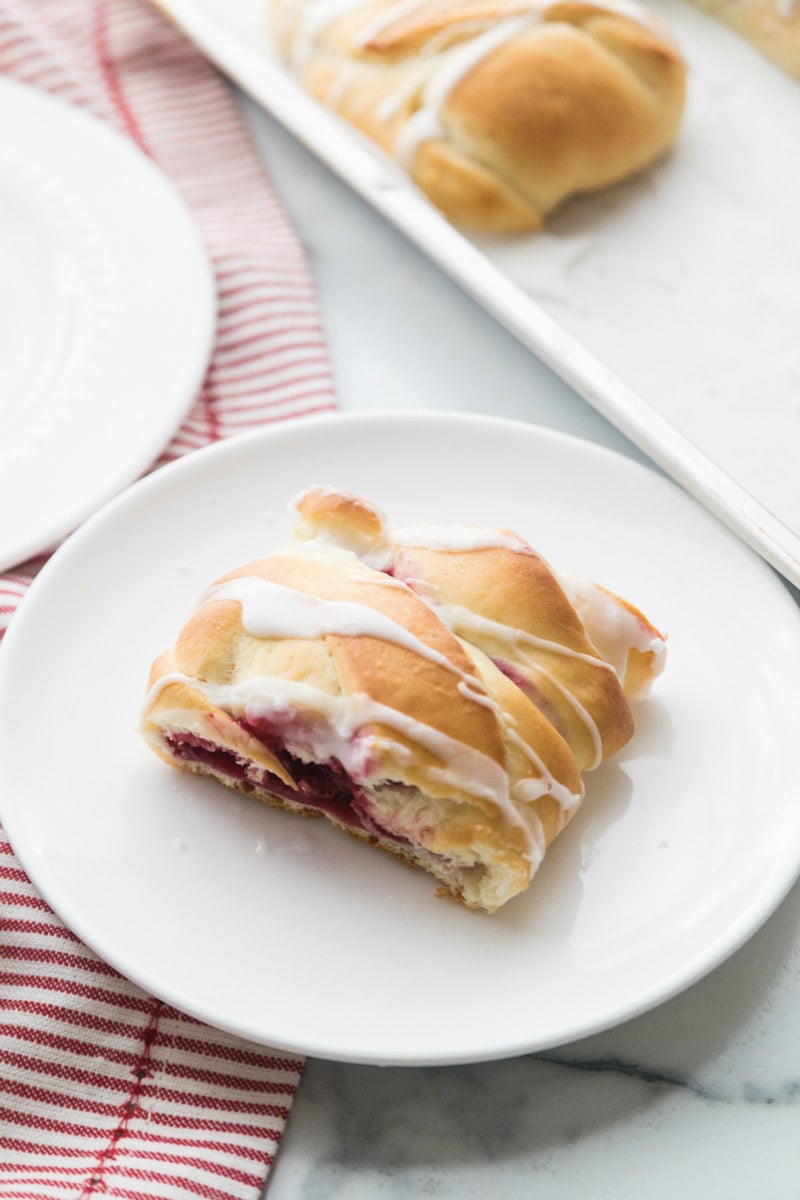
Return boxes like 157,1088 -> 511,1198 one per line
1,413 -> 799,1065
153,0 -> 800,588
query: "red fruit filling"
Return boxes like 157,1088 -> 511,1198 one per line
493,658 -> 566,737
164,720 -> 408,845
494,659 -> 531,692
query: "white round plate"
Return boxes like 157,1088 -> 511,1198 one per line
0,77 -> 215,572
1,413 -> 799,1066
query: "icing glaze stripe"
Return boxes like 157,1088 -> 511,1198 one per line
145,670 -> 537,862
280,0 -> 678,169
204,574 -> 495,698
204,574 -> 589,792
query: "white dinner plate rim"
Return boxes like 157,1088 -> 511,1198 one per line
0,77 -> 215,571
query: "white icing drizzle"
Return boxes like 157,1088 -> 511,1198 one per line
204,575 -> 579,801
457,676 -> 494,710
374,62 -> 431,121
348,572 -> 408,588
325,63 -> 359,104
432,599 -> 613,672
288,496 -> 614,768
381,522 -> 663,701
280,0 -> 676,164
351,0 -> 432,45
519,658 -> 602,768
506,726 -> 583,812
777,0 -> 798,18
205,576 -> 491,697
289,0 -> 370,67
206,575 -> 441,651
556,570 -> 666,684
392,523 -> 531,553
419,599 -> 607,767
145,670 -> 536,863
350,516 -> 657,755
457,672 -> 581,812
393,13 -> 534,166
281,0 -> 675,168
298,533 -> 392,571
388,573 -> 439,598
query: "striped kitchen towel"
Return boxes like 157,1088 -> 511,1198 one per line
0,0 -> 336,1194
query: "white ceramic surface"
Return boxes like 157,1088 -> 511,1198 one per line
151,0 -> 800,589
0,77 -> 215,572
0,413 -> 798,1066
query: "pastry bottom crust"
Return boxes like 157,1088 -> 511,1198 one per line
152,734 -> 521,911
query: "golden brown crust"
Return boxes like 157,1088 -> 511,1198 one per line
294,487 -> 389,549
272,0 -> 686,231
221,552 -> 510,800
436,18 -> 685,223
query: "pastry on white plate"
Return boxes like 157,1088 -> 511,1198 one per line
141,487 -> 666,912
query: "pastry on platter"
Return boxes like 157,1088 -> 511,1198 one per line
270,0 -> 687,231
141,488 -> 666,912
683,0 -> 800,77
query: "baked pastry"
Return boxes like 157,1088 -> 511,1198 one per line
141,488 -> 666,911
270,0 -> 687,231
683,0 -> 800,77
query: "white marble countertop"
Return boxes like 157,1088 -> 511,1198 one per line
238,95 -> 800,1200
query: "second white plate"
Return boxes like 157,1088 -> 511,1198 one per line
1,413 -> 799,1065
0,78 -> 215,572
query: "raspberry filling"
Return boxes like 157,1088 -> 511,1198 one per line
167,732 -> 252,781
494,658 -> 566,738
165,718 -> 408,844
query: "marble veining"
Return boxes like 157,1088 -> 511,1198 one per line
533,1052 -> 800,1106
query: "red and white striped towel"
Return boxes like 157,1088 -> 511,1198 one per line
0,0 -> 336,1194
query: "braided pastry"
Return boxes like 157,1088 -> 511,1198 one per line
271,0 -> 687,230
141,488 -> 666,911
